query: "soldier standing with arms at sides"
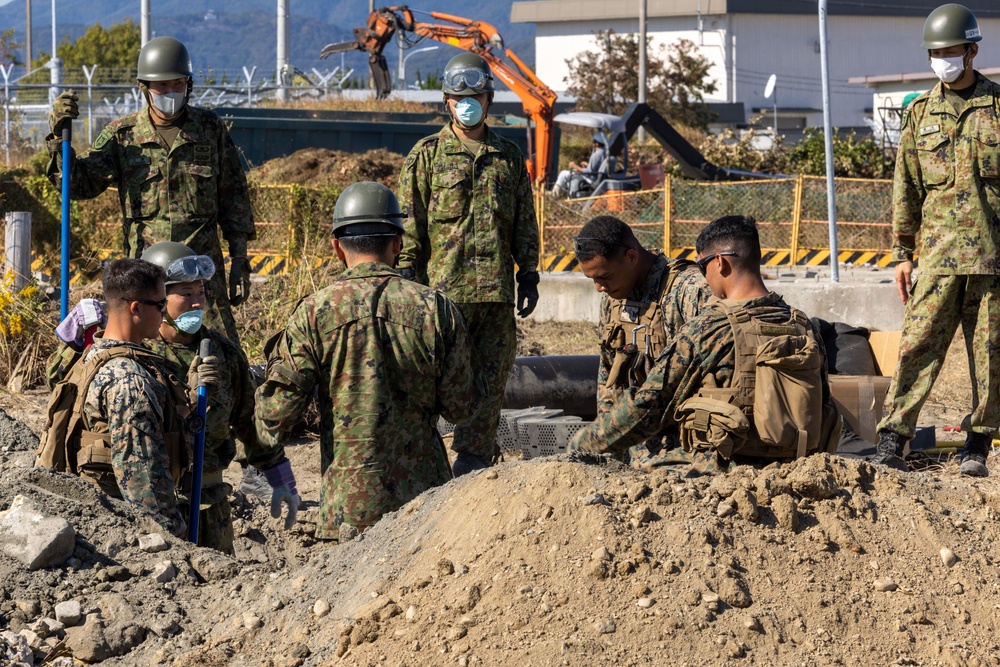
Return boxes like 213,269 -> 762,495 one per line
397,53 -> 540,476
574,215 -> 711,467
255,182 -> 480,542
141,241 -> 260,554
46,36 -> 255,345
871,4 -> 1000,476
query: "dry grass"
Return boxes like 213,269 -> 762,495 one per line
257,97 -> 438,114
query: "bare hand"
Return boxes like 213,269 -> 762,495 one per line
895,261 -> 914,304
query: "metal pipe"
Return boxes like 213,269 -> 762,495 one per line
60,124 -> 71,319
638,0 -> 647,143
818,0 -> 839,282
25,0 -> 31,71
276,0 -> 289,102
141,0 -> 150,45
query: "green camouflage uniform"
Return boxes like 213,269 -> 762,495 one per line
147,327 -> 258,554
82,337 -> 186,537
398,123 -> 539,461
597,254 -> 711,467
879,72 -> 1000,439
255,262 -> 479,541
47,106 -> 255,344
572,292 -> 834,468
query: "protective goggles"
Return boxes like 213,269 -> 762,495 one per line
442,66 -> 491,92
166,255 -> 216,283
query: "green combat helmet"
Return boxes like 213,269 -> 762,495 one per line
441,52 -> 495,97
332,182 -> 406,238
136,36 -> 194,81
141,241 -> 216,285
922,4 -> 981,49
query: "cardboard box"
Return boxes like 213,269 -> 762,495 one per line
828,330 -> 900,445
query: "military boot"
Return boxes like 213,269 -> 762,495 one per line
959,432 -> 991,478
869,430 -> 910,472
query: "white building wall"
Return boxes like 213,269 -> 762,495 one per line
530,13 -> 1000,128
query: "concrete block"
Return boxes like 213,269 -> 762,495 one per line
0,495 -> 76,570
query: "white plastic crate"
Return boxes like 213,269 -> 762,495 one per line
517,416 -> 592,460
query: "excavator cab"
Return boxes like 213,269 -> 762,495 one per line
553,112 -> 641,200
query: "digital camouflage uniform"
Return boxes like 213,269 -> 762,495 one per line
572,292 -> 835,468
597,254 -> 711,468
255,262 -> 479,541
82,337 -> 187,537
879,72 -> 1000,439
147,327 -> 258,554
47,106 -> 255,344
398,123 -> 539,461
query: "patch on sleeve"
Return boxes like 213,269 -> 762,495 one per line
93,128 -> 113,150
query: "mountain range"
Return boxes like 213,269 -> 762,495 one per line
0,0 -> 536,87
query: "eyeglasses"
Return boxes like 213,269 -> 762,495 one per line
123,296 -> 167,311
570,235 -> 630,254
442,66 -> 491,92
695,251 -> 739,275
166,255 -> 216,283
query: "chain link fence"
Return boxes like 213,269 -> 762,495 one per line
538,175 -> 894,263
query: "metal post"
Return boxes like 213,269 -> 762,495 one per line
4,212 -> 32,291
243,66 -> 257,107
60,125 -> 71,319
82,65 -> 96,145
276,0 -> 289,101
1,64 -> 12,165
25,0 -> 32,71
141,0 -> 150,45
638,0 -> 647,143
818,0 -> 839,282
48,0 -> 61,104
402,46 -> 438,91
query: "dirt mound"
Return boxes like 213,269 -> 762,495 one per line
2,409 -> 1000,665
0,407 -> 39,454
249,148 -> 405,190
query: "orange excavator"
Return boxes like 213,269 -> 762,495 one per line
319,5 -> 558,185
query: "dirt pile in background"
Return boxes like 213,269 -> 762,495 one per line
248,148 -> 405,191
1,391 -> 998,667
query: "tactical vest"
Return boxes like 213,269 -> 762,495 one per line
674,299 -> 841,461
37,345 -> 193,498
603,260 -> 692,389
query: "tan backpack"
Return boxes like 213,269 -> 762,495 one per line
674,299 -> 841,461
36,345 -> 192,497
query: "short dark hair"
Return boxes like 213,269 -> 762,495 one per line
696,215 -> 762,268
338,234 -> 398,256
103,259 -> 165,311
574,216 -> 636,262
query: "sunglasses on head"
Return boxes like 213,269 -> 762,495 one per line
695,251 -> 738,274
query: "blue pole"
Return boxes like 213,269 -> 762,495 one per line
187,338 -> 212,544
60,125 -> 72,319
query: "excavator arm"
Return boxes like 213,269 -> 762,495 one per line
320,5 -> 557,185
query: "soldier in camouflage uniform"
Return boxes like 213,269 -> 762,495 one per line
570,216 -> 835,466
81,259 -> 187,537
46,37 -> 254,345
574,215 -> 711,468
255,182 -> 480,541
141,242 -> 259,554
872,4 -> 1000,477
397,53 -> 540,476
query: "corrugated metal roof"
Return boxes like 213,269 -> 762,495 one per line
512,0 -> 1000,23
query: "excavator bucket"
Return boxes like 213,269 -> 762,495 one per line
368,54 -> 393,100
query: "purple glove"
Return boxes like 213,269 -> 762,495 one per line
55,299 -> 106,349
262,460 -> 300,530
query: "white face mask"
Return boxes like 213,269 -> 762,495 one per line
930,55 -> 966,84
149,90 -> 186,117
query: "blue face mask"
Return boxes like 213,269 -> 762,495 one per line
454,98 -> 485,128
171,309 -> 204,335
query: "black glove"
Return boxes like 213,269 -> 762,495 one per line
49,91 -> 79,136
398,266 -> 416,281
516,272 -> 540,318
229,257 -> 252,307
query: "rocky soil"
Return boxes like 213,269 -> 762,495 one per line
2,395 -> 1000,666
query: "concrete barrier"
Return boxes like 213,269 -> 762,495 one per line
532,270 -> 905,332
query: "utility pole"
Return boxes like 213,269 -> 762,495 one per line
277,0 -> 290,101
141,0 -> 150,45
638,0 -> 647,143
819,0 -> 839,282
25,0 -> 31,70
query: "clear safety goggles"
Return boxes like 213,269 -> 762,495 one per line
166,255 -> 216,283
442,66 -> 491,92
